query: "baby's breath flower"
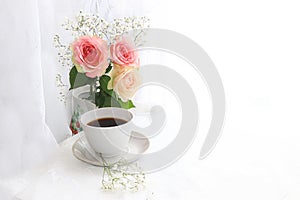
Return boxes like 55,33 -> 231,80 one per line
55,12 -> 150,71
100,157 -> 146,192
55,74 -> 68,103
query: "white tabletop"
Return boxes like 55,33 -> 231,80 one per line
3,129 -> 296,200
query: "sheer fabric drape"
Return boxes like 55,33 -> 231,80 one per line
0,0 -> 157,198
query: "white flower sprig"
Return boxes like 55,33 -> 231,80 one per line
53,34 -> 72,69
60,11 -> 150,43
54,11 -> 150,70
55,74 -> 67,103
99,155 -> 146,192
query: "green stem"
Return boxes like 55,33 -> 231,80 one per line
90,83 -> 94,97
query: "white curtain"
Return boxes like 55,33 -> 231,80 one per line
0,0 -> 158,198
0,0 -> 58,198
0,0 -> 59,176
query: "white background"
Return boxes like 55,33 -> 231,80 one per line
1,0 -> 300,199
148,0 -> 300,199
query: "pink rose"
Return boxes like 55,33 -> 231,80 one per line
112,68 -> 141,101
72,36 -> 109,78
110,37 -> 139,67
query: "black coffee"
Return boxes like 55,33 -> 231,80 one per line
87,118 -> 127,127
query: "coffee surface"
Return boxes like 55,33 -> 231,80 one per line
87,118 -> 127,127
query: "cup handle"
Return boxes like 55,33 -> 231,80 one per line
130,105 -> 166,138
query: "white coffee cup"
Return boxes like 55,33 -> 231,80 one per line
80,106 -> 167,157
80,107 -> 134,157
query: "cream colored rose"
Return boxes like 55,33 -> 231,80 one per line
112,68 -> 141,102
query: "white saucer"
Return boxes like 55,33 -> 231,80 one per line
72,132 -> 149,167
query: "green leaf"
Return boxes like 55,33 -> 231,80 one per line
103,95 -> 121,108
69,66 -> 96,90
95,90 -> 105,108
99,75 -> 113,96
95,90 -> 121,108
105,62 -> 113,74
69,66 -> 78,90
112,90 -> 135,109
117,99 -> 135,109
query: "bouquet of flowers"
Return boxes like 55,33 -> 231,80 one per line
54,11 -> 150,134
54,11 -> 150,109
69,34 -> 140,109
